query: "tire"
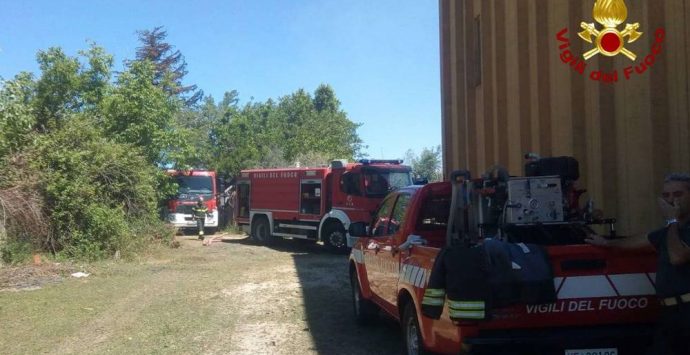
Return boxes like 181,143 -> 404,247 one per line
323,222 -> 348,253
402,302 -> 428,355
351,271 -> 377,325
205,227 -> 217,235
251,216 -> 273,245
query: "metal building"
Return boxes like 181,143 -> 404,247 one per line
440,0 -> 690,234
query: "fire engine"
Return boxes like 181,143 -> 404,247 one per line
348,156 -> 658,354
165,169 -> 220,233
234,159 -> 412,250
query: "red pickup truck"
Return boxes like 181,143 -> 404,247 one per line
348,166 -> 658,355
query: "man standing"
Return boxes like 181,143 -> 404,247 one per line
193,196 -> 209,240
586,173 -> 690,354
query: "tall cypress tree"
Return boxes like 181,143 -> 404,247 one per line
135,26 -> 202,106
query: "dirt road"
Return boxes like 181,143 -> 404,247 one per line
0,233 -> 402,354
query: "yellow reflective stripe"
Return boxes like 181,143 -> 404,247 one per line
422,297 -> 445,306
448,301 -> 485,310
449,310 -> 485,319
424,288 -> 446,297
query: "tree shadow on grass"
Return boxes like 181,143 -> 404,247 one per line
290,252 -> 403,354
222,235 -> 404,353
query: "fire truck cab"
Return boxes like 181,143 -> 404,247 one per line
165,169 -> 220,233
234,159 -> 412,250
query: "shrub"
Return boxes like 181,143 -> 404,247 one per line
30,117 -> 161,260
0,239 -> 32,265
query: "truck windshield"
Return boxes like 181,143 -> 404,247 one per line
363,168 -> 412,197
175,176 -> 213,196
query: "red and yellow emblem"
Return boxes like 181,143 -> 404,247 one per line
578,0 -> 642,61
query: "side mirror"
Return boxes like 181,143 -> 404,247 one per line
413,178 -> 428,185
398,235 -> 427,250
348,222 -> 368,237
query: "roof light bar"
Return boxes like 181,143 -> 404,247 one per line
358,159 -> 403,165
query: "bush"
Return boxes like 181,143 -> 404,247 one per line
30,117 -> 162,260
0,153 -> 53,258
0,239 -> 32,265
1,45 -> 186,264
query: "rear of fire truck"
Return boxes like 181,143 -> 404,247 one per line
349,156 -> 658,355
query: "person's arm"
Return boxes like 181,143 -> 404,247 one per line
657,197 -> 690,265
665,222 -> 690,265
585,233 -> 651,249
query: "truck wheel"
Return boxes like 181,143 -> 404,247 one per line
251,216 -> 273,245
403,302 -> 428,355
324,223 -> 348,253
205,227 -> 217,235
351,271 -> 377,325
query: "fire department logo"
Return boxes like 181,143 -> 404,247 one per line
578,0 -> 642,61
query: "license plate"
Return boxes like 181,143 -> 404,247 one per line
565,349 -> 618,355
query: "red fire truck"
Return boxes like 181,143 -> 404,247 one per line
234,159 -> 412,250
165,169 -> 220,234
348,157 -> 658,354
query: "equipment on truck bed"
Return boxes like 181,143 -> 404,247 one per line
449,155 -> 616,246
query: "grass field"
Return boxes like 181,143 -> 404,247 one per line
0,233 -> 401,354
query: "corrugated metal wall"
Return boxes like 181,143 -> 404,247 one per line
440,0 -> 690,234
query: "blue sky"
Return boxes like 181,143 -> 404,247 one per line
0,0 -> 441,161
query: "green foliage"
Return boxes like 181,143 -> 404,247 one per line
0,36 -> 367,263
209,84 -> 365,175
0,73 -> 36,156
1,45 -> 114,159
33,117 -> 160,260
0,239 -> 32,264
173,91 -> 240,168
102,60 -> 187,166
78,43 -> 114,110
33,47 -> 82,130
406,145 -> 442,182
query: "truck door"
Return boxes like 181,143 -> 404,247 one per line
364,193 -> 412,307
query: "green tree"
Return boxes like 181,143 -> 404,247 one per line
209,85 -> 365,176
276,85 -> 364,162
178,90 -> 240,168
18,44 -> 114,133
33,47 -> 82,130
314,83 -> 339,113
102,60 -> 186,165
211,104 -> 263,175
1,44 -> 113,157
78,43 -> 114,110
408,145 -> 442,182
0,73 -> 36,157
135,26 -> 202,106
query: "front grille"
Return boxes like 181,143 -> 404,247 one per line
175,205 -> 194,214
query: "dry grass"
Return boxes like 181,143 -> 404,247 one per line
0,182 -> 53,254
0,263 -> 75,291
